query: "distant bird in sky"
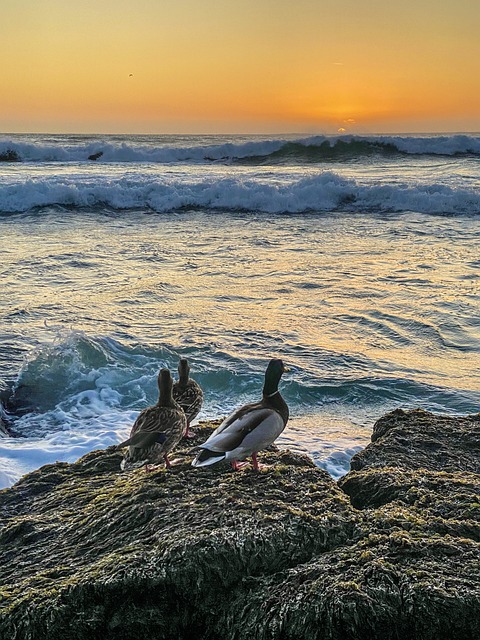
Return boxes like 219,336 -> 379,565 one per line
129,73 -> 133,77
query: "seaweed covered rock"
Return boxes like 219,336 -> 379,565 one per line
335,409 -> 480,640
350,408 -> 480,473
340,408 -> 480,512
1,414 -> 479,640
222,533 -> 479,640
0,422 -> 355,640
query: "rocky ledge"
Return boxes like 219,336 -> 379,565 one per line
0,409 -> 479,640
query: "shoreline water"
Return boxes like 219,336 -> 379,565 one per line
1,133 -> 479,490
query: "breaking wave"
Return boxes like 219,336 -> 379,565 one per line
2,330 -> 479,488
1,134 -> 480,164
1,172 -> 479,215
7,332 -> 477,429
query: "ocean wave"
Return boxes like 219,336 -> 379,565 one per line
8,332 -> 479,424
1,172 -> 479,215
1,134 -> 480,164
2,331 -> 478,488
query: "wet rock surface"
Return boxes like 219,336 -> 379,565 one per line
0,149 -> 21,162
349,408 -> 480,474
1,411 -> 479,639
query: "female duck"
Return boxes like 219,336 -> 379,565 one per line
192,359 -> 289,471
173,358 -> 203,438
119,368 -> 186,471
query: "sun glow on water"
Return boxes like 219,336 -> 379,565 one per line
0,132 -> 479,488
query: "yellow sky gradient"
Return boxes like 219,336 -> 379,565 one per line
1,0 -> 479,133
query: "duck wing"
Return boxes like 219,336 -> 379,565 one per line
228,410 -> 285,458
201,406 -> 276,453
210,400 -> 263,437
130,406 -> 160,435
121,406 -> 185,470
173,380 -> 203,421
129,405 -> 186,449
117,430 -> 166,449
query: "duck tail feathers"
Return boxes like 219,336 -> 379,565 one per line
191,448 -> 226,468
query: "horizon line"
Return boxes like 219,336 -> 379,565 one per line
1,130 -> 480,137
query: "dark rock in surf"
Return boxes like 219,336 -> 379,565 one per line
0,417 -> 8,437
0,401 -> 10,437
0,412 -> 479,640
336,408 -> 480,639
88,151 -> 103,161
0,149 -> 21,162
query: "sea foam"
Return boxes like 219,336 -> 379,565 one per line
2,330 -> 478,489
1,134 -> 480,164
1,172 -> 479,215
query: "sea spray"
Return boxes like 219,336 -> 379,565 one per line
1,172 -> 479,215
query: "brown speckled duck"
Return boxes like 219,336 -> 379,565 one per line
173,358 -> 203,438
192,358 -> 289,471
119,368 -> 186,471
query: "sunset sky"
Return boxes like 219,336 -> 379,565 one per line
2,0 -> 479,134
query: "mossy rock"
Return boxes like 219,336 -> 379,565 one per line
0,422 -> 355,639
1,415 -> 479,640
220,534 -> 479,640
350,408 -> 480,473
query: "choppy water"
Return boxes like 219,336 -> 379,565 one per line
1,133 -> 479,487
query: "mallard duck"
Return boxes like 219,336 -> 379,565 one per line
173,358 -> 203,438
191,358 -> 289,471
119,368 -> 186,471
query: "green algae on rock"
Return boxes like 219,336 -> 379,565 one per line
1,413 -> 479,640
336,408 -> 480,640
0,422 -> 355,640
350,408 -> 480,473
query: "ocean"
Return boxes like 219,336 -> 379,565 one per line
0,132 -> 479,488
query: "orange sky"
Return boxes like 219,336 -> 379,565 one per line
1,0 -> 479,133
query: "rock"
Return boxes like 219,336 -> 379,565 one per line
336,408 -> 480,640
0,401 -> 10,437
88,151 -> 103,161
350,408 -> 480,473
0,422 -> 355,639
224,533 -> 479,640
0,149 -> 21,162
0,415 -> 479,640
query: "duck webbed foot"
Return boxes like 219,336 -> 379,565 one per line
230,455 -> 267,471
230,460 -> 250,471
163,454 -> 183,468
251,453 -> 270,472
183,425 -> 196,439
